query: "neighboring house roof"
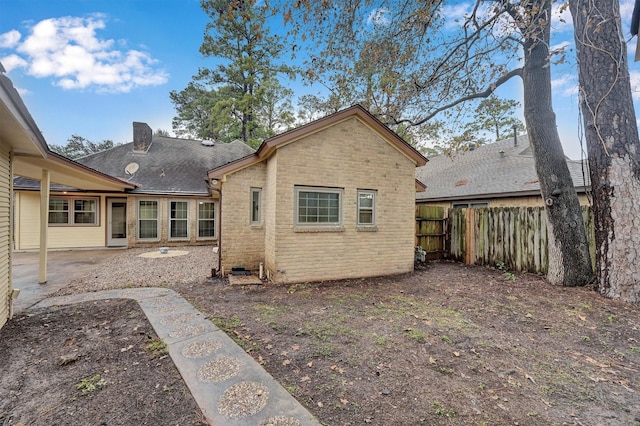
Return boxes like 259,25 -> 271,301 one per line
209,104 -> 428,179
416,134 -> 591,202
74,137 -> 254,195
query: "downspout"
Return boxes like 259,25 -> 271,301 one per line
206,178 -> 222,276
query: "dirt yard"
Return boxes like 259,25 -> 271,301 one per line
2,252 -> 639,425
0,299 -> 206,425
174,262 -> 640,426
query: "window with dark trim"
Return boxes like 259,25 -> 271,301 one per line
138,200 -> 159,239
295,186 -> 342,225
170,200 -> 189,239
250,188 -> 261,224
48,197 -> 98,226
197,201 -> 216,238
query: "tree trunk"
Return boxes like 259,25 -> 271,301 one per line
570,0 -> 640,303
521,0 -> 594,286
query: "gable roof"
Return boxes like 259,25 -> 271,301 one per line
416,134 -> 590,202
208,105 -> 428,180
76,137 -> 255,195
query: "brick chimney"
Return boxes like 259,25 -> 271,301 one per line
133,122 -> 152,152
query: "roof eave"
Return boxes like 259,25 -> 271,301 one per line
208,105 -> 428,180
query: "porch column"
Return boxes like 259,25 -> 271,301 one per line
38,169 -> 50,283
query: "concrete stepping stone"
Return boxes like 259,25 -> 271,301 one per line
33,288 -> 320,425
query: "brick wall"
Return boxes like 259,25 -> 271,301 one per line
126,195 -> 218,248
221,116 -> 418,283
220,163 -> 267,272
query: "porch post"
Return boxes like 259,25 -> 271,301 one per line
38,169 -> 50,284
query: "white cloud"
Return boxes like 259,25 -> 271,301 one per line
551,74 -> 573,89
366,8 -> 390,26
0,54 -> 27,72
551,73 -> 579,96
620,0 -> 635,31
550,40 -> 571,53
1,16 -> 167,93
630,70 -> 640,101
551,2 -> 573,33
440,3 -> 471,29
0,30 -> 21,48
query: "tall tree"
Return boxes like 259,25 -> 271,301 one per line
286,0 -> 593,286
570,0 -> 640,303
50,135 -> 116,159
466,96 -> 525,142
171,0 -> 295,147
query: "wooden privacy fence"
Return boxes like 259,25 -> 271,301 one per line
446,206 -> 595,274
415,206 -> 447,260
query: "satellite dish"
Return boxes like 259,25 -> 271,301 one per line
201,139 -> 215,146
124,162 -> 139,175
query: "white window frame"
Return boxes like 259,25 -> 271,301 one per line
137,199 -> 160,240
250,188 -> 262,225
294,186 -> 343,226
197,201 -> 216,239
357,190 -> 376,226
169,200 -> 190,240
48,197 -> 99,226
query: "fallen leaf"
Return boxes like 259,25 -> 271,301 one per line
282,359 -> 291,366
120,344 -> 134,352
317,401 -> 324,407
429,356 -> 436,364
453,351 -> 460,357
300,376 -> 311,382
307,361 -> 313,368
292,344 -> 300,351
340,398 -> 349,404
331,365 -> 346,374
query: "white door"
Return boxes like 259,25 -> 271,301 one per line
107,198 -> 127,247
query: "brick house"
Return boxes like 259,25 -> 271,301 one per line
208,105 -> 428,284
13,123 -> 253,250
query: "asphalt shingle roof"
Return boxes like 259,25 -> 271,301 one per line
75,137 -> 254,195
416,135 -> 590,201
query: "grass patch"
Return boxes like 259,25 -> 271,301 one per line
432,400 -> 456,417
76,374 -> 106,395
404,328 -> 427,343
145,338 -> 168,357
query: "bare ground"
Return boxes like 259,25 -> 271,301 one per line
3,248 -> 640,426
0,299 -> 206,425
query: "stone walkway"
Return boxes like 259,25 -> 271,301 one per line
34,288 -> 319,426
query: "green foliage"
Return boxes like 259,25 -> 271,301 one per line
170,0 -> 296,146
49,135 -> 118,159
465,96 -> 525,142
404,328 -> 427,343
432,401 -> 456,417
76,374 -> 106,395
145,338 -> 168,357
153,129 -> 171,137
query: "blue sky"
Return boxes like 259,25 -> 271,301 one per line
0,0 -> 638,160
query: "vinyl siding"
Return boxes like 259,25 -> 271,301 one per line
15,191 -> 107,249
0,146 -> 11,329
